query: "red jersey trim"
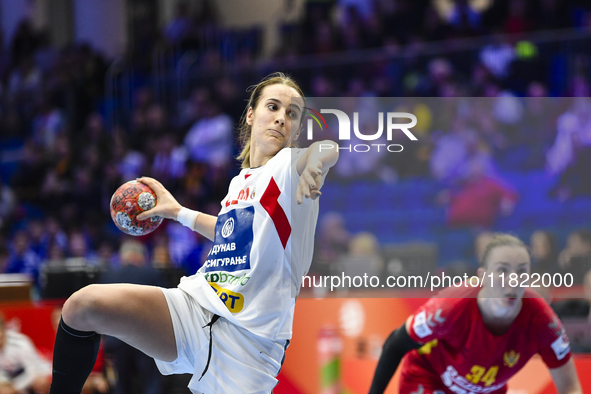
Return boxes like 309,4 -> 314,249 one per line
260,177 -> 291,249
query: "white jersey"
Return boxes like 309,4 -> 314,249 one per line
178,147 -> 319,340
0,329 -> 51,392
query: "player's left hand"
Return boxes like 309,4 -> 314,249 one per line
136,177 -> 182,220
296,157 -> 323,205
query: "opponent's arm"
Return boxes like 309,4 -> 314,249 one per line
296,140 -> 339,204
137,177 -> 217,241
549,359 -> 582,394
369,316 -> 423,394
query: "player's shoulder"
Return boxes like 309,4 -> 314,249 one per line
522,289 -> 551,309
274,147 -> 300,159
266,147 -> 308,176
263,147 -> 297,168
521,289 -> 555,321
414,287 -> 478,323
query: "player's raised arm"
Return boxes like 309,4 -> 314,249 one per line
296,140 -> 339,204
368,316 -> 423,394
550,359 -> 582,394
137,177 -> 217,241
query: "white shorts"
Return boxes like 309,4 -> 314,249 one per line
155,287 -> 288,394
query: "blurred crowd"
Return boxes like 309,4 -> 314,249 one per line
1,0 -> 591,300
313,210 -> 591,283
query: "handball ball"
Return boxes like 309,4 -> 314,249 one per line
110,180 -> 163,236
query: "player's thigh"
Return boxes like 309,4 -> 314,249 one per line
62,283 -> 176,362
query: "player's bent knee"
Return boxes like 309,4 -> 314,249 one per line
62,284 -> 109,332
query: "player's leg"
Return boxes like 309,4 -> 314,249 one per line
63,283 -> 176,359
50,284 -> 176,394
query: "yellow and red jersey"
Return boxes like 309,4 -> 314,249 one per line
401,287 -> 571,394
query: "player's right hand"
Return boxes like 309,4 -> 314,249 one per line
136,177 -> 182,221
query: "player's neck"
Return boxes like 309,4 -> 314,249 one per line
250,151 -> 273,168
477,296 -> 522,335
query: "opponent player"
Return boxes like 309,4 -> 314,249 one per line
48,73 -> 339,394
369,233 -> 582,394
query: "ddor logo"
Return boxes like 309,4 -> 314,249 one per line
221,218 -> 235,238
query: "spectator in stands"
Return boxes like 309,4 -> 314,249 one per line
309,22 -> 339,55
100,240 -> 166,394
430,118 -> 496,186
474,231 -> 495,262
4,231 -> 41,289
131,88 -> 155,133
113,133 -> 147,183
448,0 -> 482,36
42,217 -> 68,255
515,82 -> 557,169
550,270 -> 591,352
45,241 -> 66,267
95,240 -> 119,269
75,113 -> 110,168
536,0 -> 570,30
504,0 -> 532,34
151,133 -> 187,188
309,75 -> 336,97
313,212 -> 351,276
414,58 -> 455,97
151,234 -> 172,270
420,6 -> 452,42
10,20 -> 38,65
336,6 -> 365,51
177,87 -> 208,128
8,55 -> 42,99
183,97 -> 234,171
0,313 -> 51,394
559,229 -> 591,284
39,135 -> 73,213
530,230 -> 559,275
470,100 -> 508,153
442,159 -> 518,228
164,2 -> 194,45
337,0 -> 375,21
31,92 -> 65,154
34,30 -> 58,75
547,97 -> 591,200
28,220 -> 48,260
338,232 -> 383,280
0,182 -> 16,233
65,231 -> 96,268
214,77 -> 243,123
444,231 -> 495,278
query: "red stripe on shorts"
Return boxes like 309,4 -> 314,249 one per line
260,177 -> 291,249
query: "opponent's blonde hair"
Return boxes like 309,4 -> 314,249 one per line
480,233 -> 528,268
237,72 -> 305,169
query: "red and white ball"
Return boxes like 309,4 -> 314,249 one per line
110,181 -> 163,236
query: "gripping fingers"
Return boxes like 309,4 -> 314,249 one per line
137,176 -> 161,191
